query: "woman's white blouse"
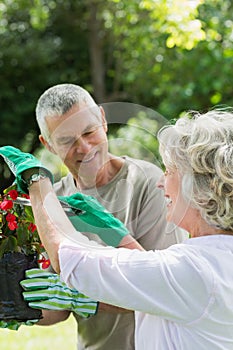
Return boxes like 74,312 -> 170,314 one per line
59,235 -> 233,350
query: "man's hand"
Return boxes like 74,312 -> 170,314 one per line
0,146 -> 53,193
59,192 -> 130,247
20,269 -> 98,318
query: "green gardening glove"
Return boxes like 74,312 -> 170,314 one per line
0,146 -> 53,193
0,319 -> 38,331
20,269 -> 98,318
59,192 -> 130,247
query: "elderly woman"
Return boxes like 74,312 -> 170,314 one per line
0,109 -> 233,349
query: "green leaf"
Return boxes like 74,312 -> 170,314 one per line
17,224 -> 29,247
24,206 -> 35,223
3,184 -> 17,195
6,235 -> 17,251
0,236 -> 17,258
0,241 -> 7,259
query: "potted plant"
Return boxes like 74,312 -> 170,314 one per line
0,184 -> 50,321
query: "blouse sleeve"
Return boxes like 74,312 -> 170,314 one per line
59,241 -> 214,324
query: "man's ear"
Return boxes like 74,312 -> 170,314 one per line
99,106 -> 108,133
39,135 -> 56,154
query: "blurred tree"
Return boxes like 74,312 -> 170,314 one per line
108,113 -> 163,166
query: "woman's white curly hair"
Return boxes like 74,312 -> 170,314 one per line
158,109 -> 233,231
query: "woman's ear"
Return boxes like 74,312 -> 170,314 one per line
39,135 -> 56,154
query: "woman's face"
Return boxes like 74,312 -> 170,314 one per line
157,168 -> 196,231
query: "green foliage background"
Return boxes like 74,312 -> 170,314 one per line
0,315 -> 76,349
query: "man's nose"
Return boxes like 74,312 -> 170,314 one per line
156,174 -> 165,189
74,137 -> 91,153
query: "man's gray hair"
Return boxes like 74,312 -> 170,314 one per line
158,108 -> 233,231
36,84 -> 97,141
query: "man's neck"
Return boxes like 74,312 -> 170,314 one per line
74,155 -> 124,190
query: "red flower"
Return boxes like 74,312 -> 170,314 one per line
0,186 -> 45,257
21,194 -> 30,199
6,213 -> 18,230
0,200 -> 13,210
8,190 -> 18,200
6,213 -> 17,222
8,221 -> 18,230
41,260 -> 51,269
28,223 -> 37,233
38,255 -> 51,269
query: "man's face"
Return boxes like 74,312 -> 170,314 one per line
46,104 -> 108,179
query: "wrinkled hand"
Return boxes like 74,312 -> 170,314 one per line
59,192 -> 130,247
20,269 -> 98,318
0,146 -> 53,193
0,319 -> 38,331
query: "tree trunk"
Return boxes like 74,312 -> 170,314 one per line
87,1 -> 106,102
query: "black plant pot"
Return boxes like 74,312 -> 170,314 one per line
0,252 -> 42,321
